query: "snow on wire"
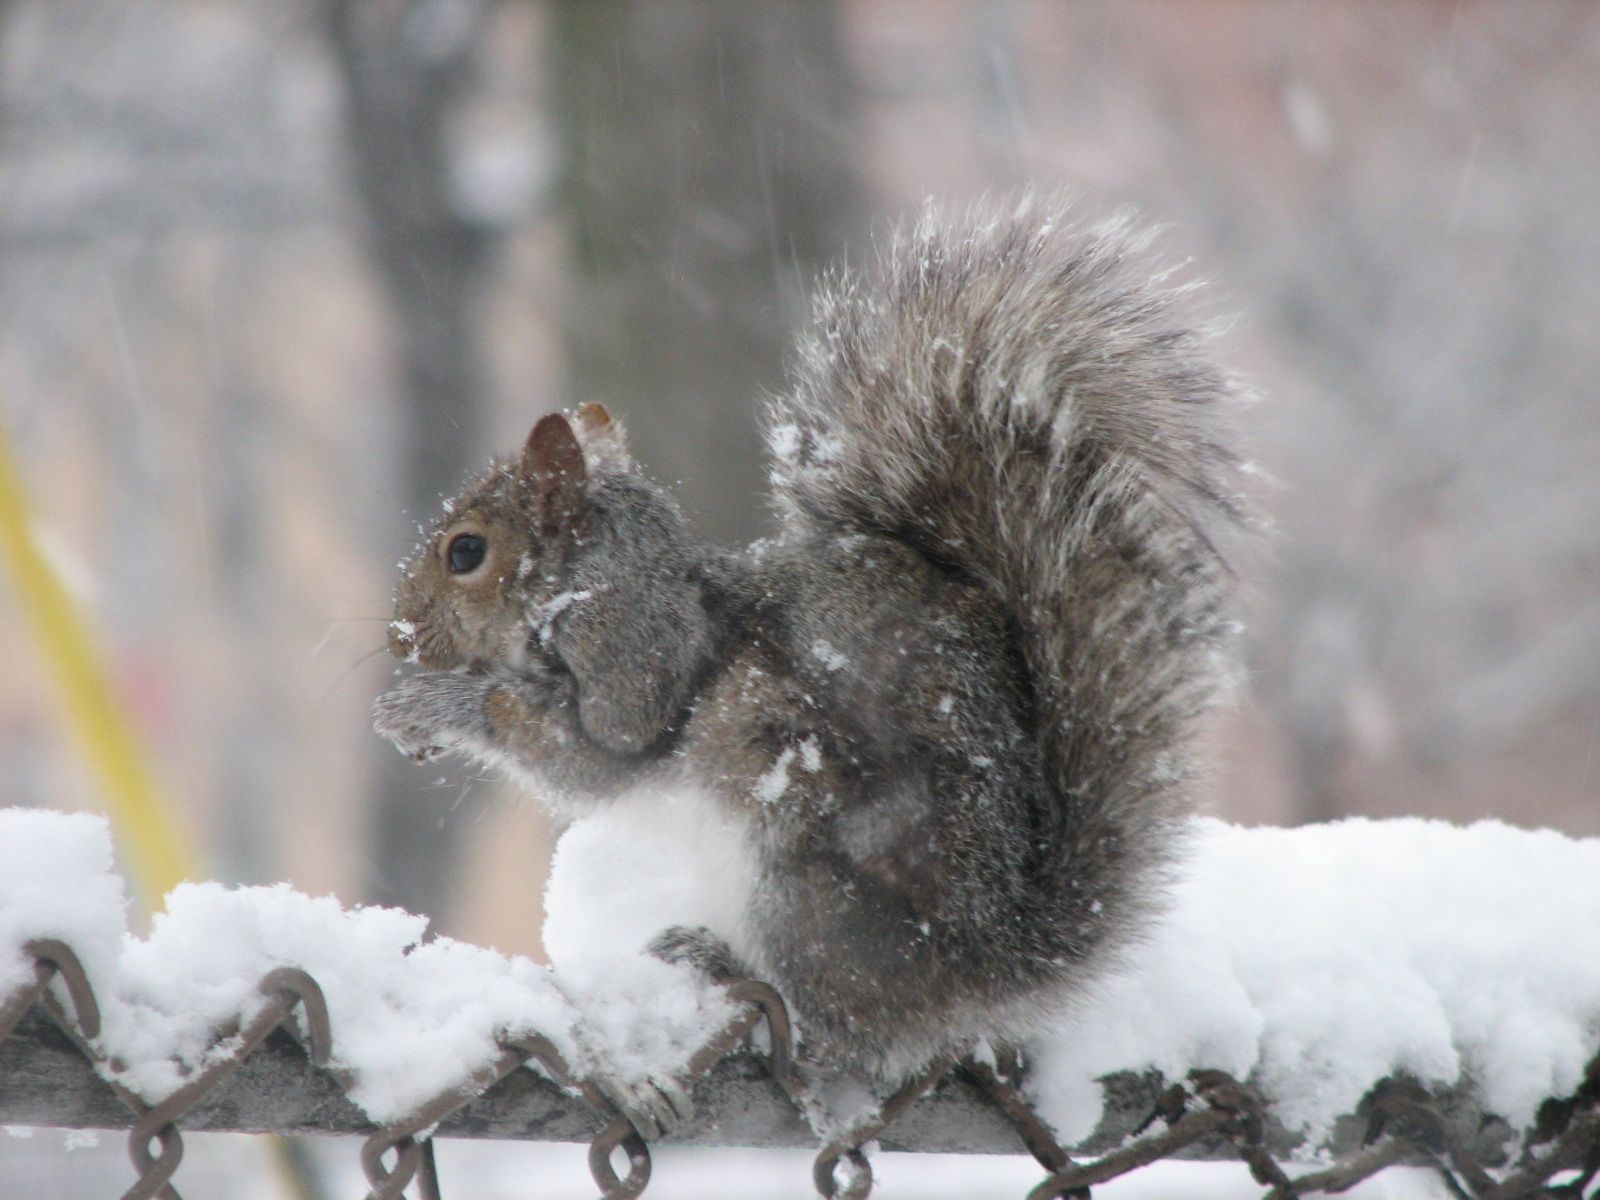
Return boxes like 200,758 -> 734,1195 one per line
0,807 -> 1598,1199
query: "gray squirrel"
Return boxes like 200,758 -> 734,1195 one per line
374,198 -> 1244,1090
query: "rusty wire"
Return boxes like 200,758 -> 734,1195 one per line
1,938 -> 1597,1200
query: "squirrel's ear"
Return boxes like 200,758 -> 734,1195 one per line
521,413 -> 587,536
574,402 -> 613,435
574,401 -> 633,470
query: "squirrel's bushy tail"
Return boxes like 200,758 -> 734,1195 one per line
766,197 -> 1246,963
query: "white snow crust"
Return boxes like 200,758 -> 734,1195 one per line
0,809 -> 585,1123
542,785 -> 752,1084
0,809 -> 127,1005
546,803 -> 1600,1146
108,882 -> 583,1121
4,806 -> 1597,1155
1028,817 -> 1600,1145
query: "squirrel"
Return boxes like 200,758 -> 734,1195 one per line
374,197 -> 1244,1091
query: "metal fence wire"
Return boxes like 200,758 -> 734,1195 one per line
1,937 -> 1597,1200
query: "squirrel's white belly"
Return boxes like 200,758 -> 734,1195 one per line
541,783 -> 759,974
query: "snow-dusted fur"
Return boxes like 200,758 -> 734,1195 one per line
766,199 -> 1245,1031
376,197 -> 1246,1083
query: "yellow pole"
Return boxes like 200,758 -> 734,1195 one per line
0,417 -> 194,906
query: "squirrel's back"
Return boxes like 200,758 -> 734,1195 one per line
765,198 -> 1246,993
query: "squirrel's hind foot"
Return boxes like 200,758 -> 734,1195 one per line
647,924 -> 744,983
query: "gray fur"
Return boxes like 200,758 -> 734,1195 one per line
756,197 -> 1246,1067
375,197 -> 1246,1081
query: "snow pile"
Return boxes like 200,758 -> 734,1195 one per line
543,786 -> 749,1083
5,806 -> 1597,1152
0,809 -> 593,1123
544,798 -> 1600,1146
1028,817 -> 1600,1145
0,808 -> 128,1003
106,882 -> 583,1121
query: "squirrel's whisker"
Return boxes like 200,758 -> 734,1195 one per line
316,645 -> 392,710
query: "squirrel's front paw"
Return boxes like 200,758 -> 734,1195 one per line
372,673 -> 490,762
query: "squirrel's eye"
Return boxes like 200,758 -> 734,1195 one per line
446,533 -> 488,575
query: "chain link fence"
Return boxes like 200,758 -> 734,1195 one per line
2,937 -> 1597,1200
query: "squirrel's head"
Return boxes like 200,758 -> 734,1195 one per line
387,403 -> 629,671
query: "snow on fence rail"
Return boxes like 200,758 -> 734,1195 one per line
1,807 -> 1598,1200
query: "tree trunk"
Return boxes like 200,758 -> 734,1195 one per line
326,0 -> 493,922
546,0 -> 866,545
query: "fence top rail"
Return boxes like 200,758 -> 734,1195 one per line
3,947 -> 1597,1200
0,997 -> 1543,1156
3,809 -> 1599,1199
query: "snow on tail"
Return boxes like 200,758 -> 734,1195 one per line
766,196 -> 1248,957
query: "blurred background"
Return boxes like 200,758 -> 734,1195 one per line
4,0 -> 1599,951
1,0 -> 1598,1192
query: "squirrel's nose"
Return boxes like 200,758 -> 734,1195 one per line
388,619 -> 418,661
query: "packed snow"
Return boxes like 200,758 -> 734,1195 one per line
543,785 -> 751,1079
1027,817 -> 1600,1144
109,882 -> 583,1120
2,805 -> 1598,1156
0,807 -> 718,1124
0,809 -> 126,1009
545,804 -> 1600,1147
